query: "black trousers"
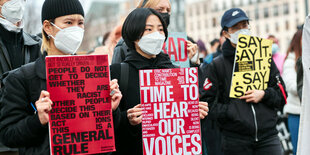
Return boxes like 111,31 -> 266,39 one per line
222,134 -> 283,155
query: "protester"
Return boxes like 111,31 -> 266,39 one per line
282,29 -> 303,155
0,0 -> 122,154
110,8 -> 208,155
200,8 -> 286,155
196,39 -> 208,63
0,0 -> 41,76
210,39 -> 220,53
91,25 -> 122,64
203,31 -> 225,65
0,0 -> 41,153
111,0 -> 198,65
268,35 -> 285,75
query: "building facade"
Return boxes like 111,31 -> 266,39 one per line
186,0 -> 310,53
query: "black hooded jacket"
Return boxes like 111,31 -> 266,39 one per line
110,49 -> 175,155
200,40 -> 286,141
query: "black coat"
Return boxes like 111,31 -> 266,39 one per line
0,24 -> 41,76
200,40 -> 287,141
0,53 -> 120,155
0,53 -> 49,155
110,49 -> 175,155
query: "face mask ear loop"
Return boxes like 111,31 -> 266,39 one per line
50,22 -> 62,31
49,22 -> 62,40
48,34 -> 55,40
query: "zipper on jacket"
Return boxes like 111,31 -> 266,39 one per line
251,104 -> 258,142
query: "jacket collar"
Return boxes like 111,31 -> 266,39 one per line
222,39 -> 237,63
35,51 -> 47,80
23,32 -> 39,46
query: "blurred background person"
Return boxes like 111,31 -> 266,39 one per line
197,39 -> 208,64
91,25 -> 122,64
0,0 -> 41,77
282,29 -> 303,155
268,35 -> 285,75
209,39 -> 220,54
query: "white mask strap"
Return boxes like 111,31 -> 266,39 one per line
48,34 -> 55,40
50,22 -> 62,31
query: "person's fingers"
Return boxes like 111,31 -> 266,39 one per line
199,104 -> 209,113
39,90 -> 50,100
199,110 -> 206,119
245,90 -> 254,95
199,109 -> 208,117
111,89 -> 122,100
111,88 -> 121,97
240,95 -> 251,100
199,101 -> 208,107
44,97 -> 53,106
134,104 -> 142,108
136,115 -> 143,124
127,107 -> 143,114
110,82 -> 119,90
131,111 -> 143,118
200,113 -> 205,119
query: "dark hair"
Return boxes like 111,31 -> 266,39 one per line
122,8 -> 168,50
210,39 -> 220,46
285,29 -> 303,63
102,32 -> 111,45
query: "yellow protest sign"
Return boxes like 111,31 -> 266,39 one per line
229,34 -> 273,98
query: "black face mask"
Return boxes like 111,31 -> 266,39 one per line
160,13 -> 170,27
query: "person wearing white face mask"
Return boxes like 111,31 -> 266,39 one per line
0,0 -> 41,154
0,0 -> 40,77
200,8 -> 286,155
110,8 -> 209,155
111,0 -> 199,66
0,0 -> 122,154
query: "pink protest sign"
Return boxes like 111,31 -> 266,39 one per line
140,68 -> 202,155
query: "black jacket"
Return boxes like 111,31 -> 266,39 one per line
0,53 -> 49,155
0,53 -> 120,155
200,40 -> 286,141
111,38 -> 128,65
110,49 -> 175,155
0,24 -> 41,76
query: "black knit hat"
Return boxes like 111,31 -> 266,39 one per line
41,0 -> 84,23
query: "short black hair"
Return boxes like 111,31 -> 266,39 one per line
210,39 -> 220,46
122,8 -> 168,50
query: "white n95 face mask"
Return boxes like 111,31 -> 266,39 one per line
49,22 -> 84,55
0,0 -> 25,24
138,31 -> 165,56
229,28 -> 251,44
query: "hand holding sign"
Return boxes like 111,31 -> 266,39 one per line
187,40 -> 198,60
127,104 -> 143,126
240,90 -> 265,103
110,79 -> 122,111
199,101 -> 209,119
35,90 -> 53,125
